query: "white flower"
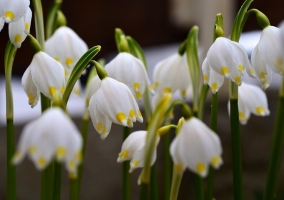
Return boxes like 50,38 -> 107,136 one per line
22,51 -> 65,106
6,7 -> 31,48
170,117 -> 223,177
231,82 -> 270,125
45,26 -> 88,70
202,57 -> 224,93
105,52 -> 153,100
85,75 -> 101,106
0,0 -> 30,23
117,130 -> 159,172
254,26 -> 284,76
153,53 -> 191,98
88,77 -> 143,139
13,108 -> 82,174
206,37 -> 253,86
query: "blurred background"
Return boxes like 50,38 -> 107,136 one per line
1,0 -> 284,199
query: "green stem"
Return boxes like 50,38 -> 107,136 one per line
264,78 -> 284,200
206,92 -> 218,200
230,90 -> 244,200
32,0 -> 46,50
169,166 -> 183,200
198,85 -> 209,120
41,163 -> 54,200
194,175 -> 204,200
123,127 -> 131,200
53,162 -> 62,200
5,41 -> 17,200
140,183 -> 149,200
76,113 -> 89,198
150,164 -> 159,200
164,126 -> 172,200
69,178 -> 78,200
45,0 -> 62,39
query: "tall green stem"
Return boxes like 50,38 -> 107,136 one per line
150,164 -> 159,200
264,78 -> 284,200
5,41 -> 17,200
41,163 -> 54,200
169,166 -> 183,200
46,0 -> 62,39
206,92 -> 218,200
53,162 -> 62,200
164,122 -> 172,200
123,127 -> 131,200
32,0 -> 46,51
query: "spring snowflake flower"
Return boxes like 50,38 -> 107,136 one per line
85,75 -> 101,106
229,82 -> 270,125
22,51 -> 65,107
153,53 -> 191,98
45,26 -> 88,71
105,52 -> 154,100
13,108 -> 83,175
170,117 -> 223,177
88,77 -> 143,139
117,130 -> 159,172
0,0 -> 30,23
206,37 -> 254,86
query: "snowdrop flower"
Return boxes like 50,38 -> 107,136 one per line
202,57 -> 224,93
22,51 -> 65,107
230,82 -> 270,125
153,53 -> 191,98
13,108 -> 82,174
206,37 -> 253,86
45,26 -> 88,70
0,0 -> 30,23
105,52 -> 153,100
117,131 -> 159,172
170,117 -> 223,177
254,26 -> 284,76
88,77 -> 143,139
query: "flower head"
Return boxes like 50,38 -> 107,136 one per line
170,117 -> 223,177
105,52 -> 153,100
230,82 -> 270,125
153,53 -> 191,98
13,108 -> 82,175
206,37 -> 253,86
117,130 -> 159,172
88,77 -> 143,139
0,0 -> 30,23
22,52 -> 65,107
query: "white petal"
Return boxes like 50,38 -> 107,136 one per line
30,52 -> 65,100
202,57 -> 210,85
23,7 -> 31,34
208,68 -> 224,94
0,0 -> 30,23
72,80 -> 82,96
8,17 -> 27,48
0,17 -> 4,32
21,66 -> 39,107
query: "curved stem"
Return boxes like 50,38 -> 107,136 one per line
46,0 -> 62,39
198,85 -> 209,120
169,165 -> 183,200
264,78 -> 284,200
32,0 -> 46,50
5,41 -> 17,200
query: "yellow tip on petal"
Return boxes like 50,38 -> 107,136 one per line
61,87 -> 65,93
135,92 -> 142,99
211,156 -> 220,167
174,164 -> 184,174
133,82 -> 140,91
75,151 -> 82,162
221,67 -> 229,76
164,87 -> 171,93
154,82 -> 159,88
56,146 -> 67,159
203,75 -> 208,82
14,34 -> 22,43
97,122 -> 103,132
129,110 -> 135,119
211,82 -> 218,91
256,106 -> 264,115
28,146 -> 37,156
116,112 -> 127,126
238,65 -> 244,73
49,86 -> 57,97
235,76 -> 241,84
38,157 -> 46,168
260,71 -> 266,80
55,57 -> 60,62
5,11 -> 14,21
181,89 -> 186,98
127,118 -> 133,127
249,68 -> 255,76
133,160 -> 140,167
66,58 -> 73,67
68,160 -> 76,171
239,112 -> 245,119
119,150 -> 129,159
196,162 -> 206,175
138,110 -> 142,117
25,23 -> 30,31
12,151 -> 23,164
275,58 -> 283,70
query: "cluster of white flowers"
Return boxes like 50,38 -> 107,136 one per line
0,0 -> 31,48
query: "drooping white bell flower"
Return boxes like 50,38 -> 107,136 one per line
0,0 -> 30,23
202,57 -> 224,94
117,130 -> 159,173
105,52 -> 154,100
170,117 -> 223,177
255,26 -> 284,76
153,53 -> 191,98
13,108 -> 83,174
229,82 -> 270,125
21,66 -> 39,108
45,26 -> 88,69
206,37 -> 253,85
22,51 -> 65,106
85,75 -> 101,106
251,47 -> 273,90
88,77 -> 143,139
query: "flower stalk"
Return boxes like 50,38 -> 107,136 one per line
45,0 -> 63,39
123,127 -> 131,200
